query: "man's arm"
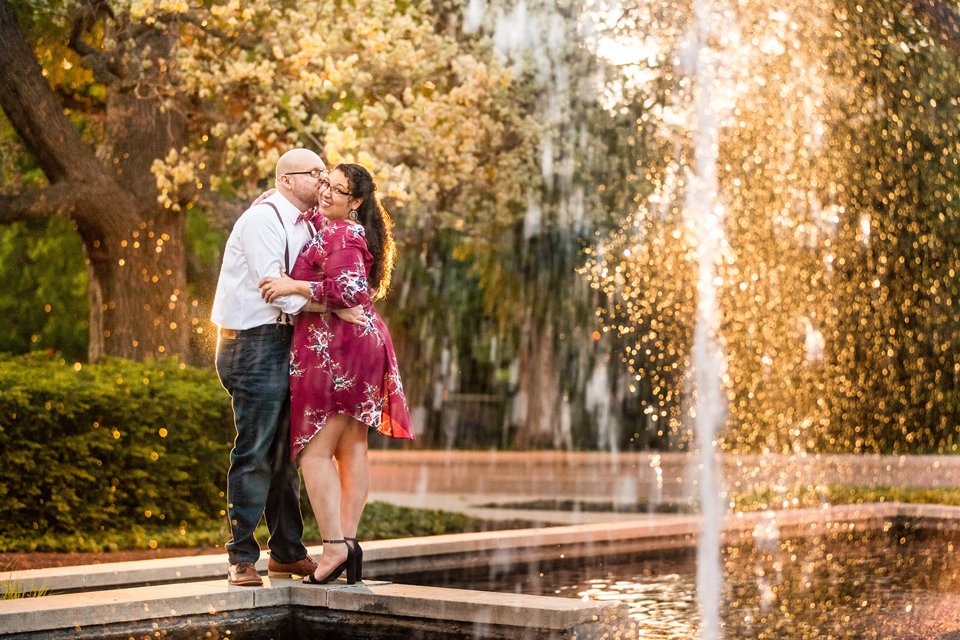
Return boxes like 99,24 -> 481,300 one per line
259,274 -> 366,325
238,206 -> 308,314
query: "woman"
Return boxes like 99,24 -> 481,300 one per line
260,163 -> 414,584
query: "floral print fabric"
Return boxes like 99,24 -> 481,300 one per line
289,218 -> 414,460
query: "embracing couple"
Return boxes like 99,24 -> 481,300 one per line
211,149 -> 414,587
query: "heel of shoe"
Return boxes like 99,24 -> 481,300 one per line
344,544 -> 358,584
303,540 -> 349,585
267,570 -> 292,579
345,537 -> 363,582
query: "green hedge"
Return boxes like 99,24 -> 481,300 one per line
0,353 -> 233,550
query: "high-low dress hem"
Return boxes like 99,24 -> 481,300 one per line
288,218 -> 414,462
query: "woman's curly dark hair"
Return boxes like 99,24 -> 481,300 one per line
334,163 -> 395,299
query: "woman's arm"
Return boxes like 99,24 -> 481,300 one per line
259,272 -> 311,301
259,227 -> 371,309
259,275 -> 367,324
306,238 -> 372,309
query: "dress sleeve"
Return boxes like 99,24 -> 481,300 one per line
309,230 -> 372,309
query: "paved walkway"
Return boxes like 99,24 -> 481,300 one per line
368,450 -> 960,524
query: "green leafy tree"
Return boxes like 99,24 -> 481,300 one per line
0,0 -> 539,363
0,219 -> 88,360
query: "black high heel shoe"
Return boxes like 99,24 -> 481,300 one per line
345,537 -> 363,582
303,539 -> 357,585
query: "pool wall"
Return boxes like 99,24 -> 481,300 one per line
3,503 -> 959,639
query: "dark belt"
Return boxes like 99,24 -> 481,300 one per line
218,323 -> 292,340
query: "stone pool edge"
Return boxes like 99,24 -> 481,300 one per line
2,502 -> 958,638
0,576 -> 630,638
7,502 -> 957,595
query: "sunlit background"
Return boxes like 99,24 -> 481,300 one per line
7,0 -> 959,455
3,0 -> 960,637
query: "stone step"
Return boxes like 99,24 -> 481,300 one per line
0,577 -> 632,639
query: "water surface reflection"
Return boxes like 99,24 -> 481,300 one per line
408,529 -> 960,639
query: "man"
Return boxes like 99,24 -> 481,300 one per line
211,148 -> 340,586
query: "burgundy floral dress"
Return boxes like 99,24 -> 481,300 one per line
288,217 -> 414,460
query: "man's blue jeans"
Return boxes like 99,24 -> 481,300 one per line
216,323 -> 307,565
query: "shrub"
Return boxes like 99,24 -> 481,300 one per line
0,353 -> 233,550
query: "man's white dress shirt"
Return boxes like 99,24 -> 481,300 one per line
211,192 -> 313,330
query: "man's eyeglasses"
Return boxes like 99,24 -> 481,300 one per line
319,179 -> 352,198
284,169 -> 326,179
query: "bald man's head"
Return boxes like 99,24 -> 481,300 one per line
275,148 -> 326,211
275,148 -> 325,181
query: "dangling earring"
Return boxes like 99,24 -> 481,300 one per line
349,210 -> 359,222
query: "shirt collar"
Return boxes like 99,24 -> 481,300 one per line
264,191 -> 305,223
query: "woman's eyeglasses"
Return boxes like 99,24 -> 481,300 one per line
318,179 -> 352,198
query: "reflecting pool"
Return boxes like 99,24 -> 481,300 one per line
406,528 -> 960,639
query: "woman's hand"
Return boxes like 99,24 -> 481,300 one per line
333,305 -> 367,325
301,302 -> 365,324
259,272 -> 302,303
253,188 -> 277,206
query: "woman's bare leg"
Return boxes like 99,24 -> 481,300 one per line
335,419 -> 370,538
299,415 -> 349,579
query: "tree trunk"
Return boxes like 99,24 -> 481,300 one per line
512,317 -> 564,449
86,209 -> 190,360
0,1 -> 190,361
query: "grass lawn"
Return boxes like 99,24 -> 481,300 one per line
0,501 -> 494,556
5,485 -> 959,572
730,484 -> 960,512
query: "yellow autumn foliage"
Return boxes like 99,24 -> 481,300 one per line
130,0 -> 539,238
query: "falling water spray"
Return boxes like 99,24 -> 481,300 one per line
684,0 -> 727,637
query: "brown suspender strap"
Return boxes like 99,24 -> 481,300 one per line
262,202 -> 290,273
263,201 -> 316,272
262,201 -> 291,325
260,202 -> 317,325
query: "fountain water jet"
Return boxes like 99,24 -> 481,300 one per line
684,0 -> 729,637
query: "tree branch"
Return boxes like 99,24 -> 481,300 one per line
151,11 -> 261,52
0,182 -> 90,225
67,2 -> 122,85
0,0 -> 106,184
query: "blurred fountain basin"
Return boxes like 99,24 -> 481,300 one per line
367,450 -> 960,523
392,504 -> 960,640
5,503 -> 960,639
363,450 -> 960,638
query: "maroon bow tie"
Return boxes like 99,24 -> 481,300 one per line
296,208 -> 317,225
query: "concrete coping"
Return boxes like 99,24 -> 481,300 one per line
0,577 -> 622,636
6,502 -> 960,595
3,502 -> 960,637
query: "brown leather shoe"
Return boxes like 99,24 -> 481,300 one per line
267,554 -> 318,579
227,561 -> 263,586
